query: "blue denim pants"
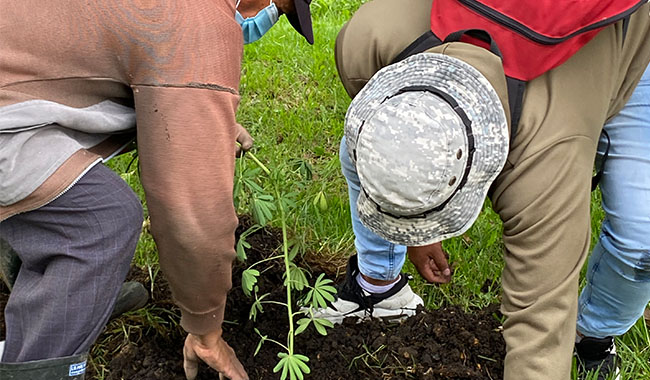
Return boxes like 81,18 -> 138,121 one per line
339,137 -> 406,281
577,65 -> 650,338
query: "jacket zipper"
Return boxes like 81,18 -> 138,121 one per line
52,158 -> 103,200
11,158 -> 104,217
19,141 -> 133,216
458,0 -> 648,45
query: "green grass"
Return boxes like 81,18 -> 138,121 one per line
106,0 -> 649,378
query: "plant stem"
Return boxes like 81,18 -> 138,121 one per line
263,337 -> 289,352
247,254 -> 284,269
237,142 -> 271,175
247,152 -> 271,176
291,310 -> 308,318
260,300 -> 289,307
238,141 -> 297,358
277,185 -> 295,354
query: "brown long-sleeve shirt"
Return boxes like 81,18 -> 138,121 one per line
1,0 -> 244,334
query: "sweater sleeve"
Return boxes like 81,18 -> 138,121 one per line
134,85 -> 241,335
121,0 -> 244,335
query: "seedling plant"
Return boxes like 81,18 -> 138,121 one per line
234,146 -> 337,380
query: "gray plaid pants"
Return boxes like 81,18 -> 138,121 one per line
0,164 -> 142,362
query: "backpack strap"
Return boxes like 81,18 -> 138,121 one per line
622,15 -> 631,44
442,29 -> 502,58
506,77 -> 526,145
391,30 -> 442,65
591,129 -> 611,191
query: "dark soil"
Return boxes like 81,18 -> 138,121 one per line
0,217 -> 505,379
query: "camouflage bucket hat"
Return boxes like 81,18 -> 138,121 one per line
344,53 -> 508,246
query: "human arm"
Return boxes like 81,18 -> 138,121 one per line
407,242 -> 452,283
120,1 -> 249,375
134,85 -> 248,379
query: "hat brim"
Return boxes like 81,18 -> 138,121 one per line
345,53 -> 508,246
286,0 -> 313,44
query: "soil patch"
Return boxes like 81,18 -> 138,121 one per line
0,217 -> 505,379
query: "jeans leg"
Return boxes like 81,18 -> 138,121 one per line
339,137 -> 406,280
0,164 -> 143,362
577,66 -> 650,338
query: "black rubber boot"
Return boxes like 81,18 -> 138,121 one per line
0,239 -> 21,291
110,281 -> 149,319
0,353 -> 88,380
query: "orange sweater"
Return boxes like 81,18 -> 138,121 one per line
1,0 -> 244,334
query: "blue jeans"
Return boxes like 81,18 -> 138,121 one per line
577,65 -> 650,338
340,137 -> 406,280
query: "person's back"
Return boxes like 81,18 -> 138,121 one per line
1,1 -> 247,378
1,0 -> 243,215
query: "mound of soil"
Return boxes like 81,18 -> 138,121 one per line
0,218 -> 505,379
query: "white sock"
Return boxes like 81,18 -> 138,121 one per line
356,273 -> 400,294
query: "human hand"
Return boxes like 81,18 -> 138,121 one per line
407,242 -> 451,284
235,123 -> 253,158
183,328 -> 249,380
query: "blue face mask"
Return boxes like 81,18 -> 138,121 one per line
235,0 -> 280,44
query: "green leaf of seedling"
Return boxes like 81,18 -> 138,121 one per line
249,291 -> 268,322
313,291 -> 327,309
274,353 -> 310,380
254,334 -> 267,356
242,176 -> 264,193
289,361 -> 301,380
235,225 -> 262,262
251,194 -> 276,226
235,238 -> 250,262
290,158 -> 313,180
292,354 -> 311,380
307,273 -> 337,308
314,273 -> 334,288
312,318 -> 334,336
295,318 -> 311,335
288,243 -> 301,262
294,266 -> 309,291
303,289 -> 315,307
242,268 -> 259,297
284,264 -> 308,291
281,196 -> 297,210
273,353 -> 289,379
313,191 -> 328,211
320,285 -> 337,299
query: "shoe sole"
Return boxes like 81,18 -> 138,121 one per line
322,293 -> 424,325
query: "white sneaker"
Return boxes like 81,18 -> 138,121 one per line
310,255 -> 423,324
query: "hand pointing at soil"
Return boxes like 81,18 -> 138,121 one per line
183,329 -> 249,380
